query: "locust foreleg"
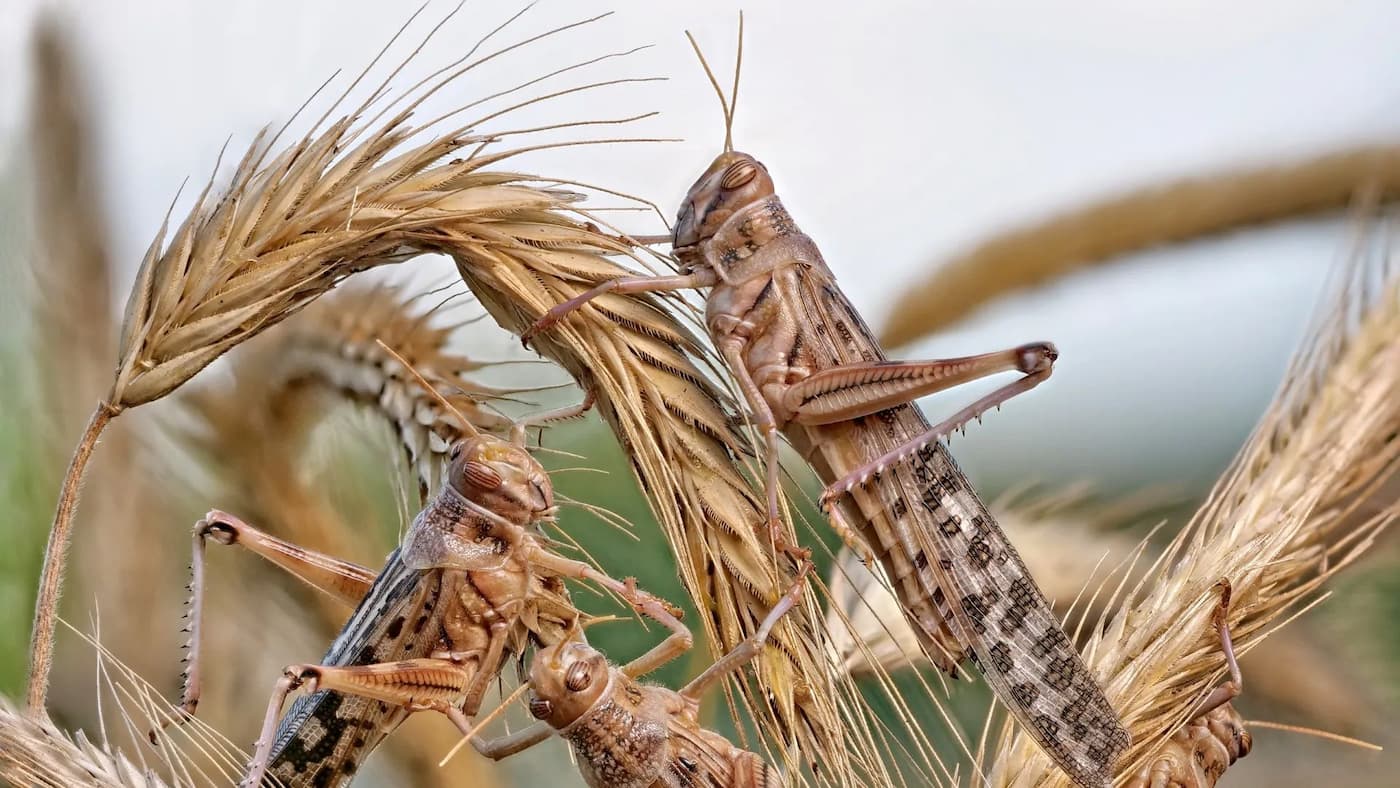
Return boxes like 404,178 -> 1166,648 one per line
520,269 -> 717,347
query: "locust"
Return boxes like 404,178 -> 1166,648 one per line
524,21 -> 1131,787
161,372 -> 682,787
467,562 -> 811,787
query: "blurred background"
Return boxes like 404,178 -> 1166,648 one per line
0,1 -> 1396,786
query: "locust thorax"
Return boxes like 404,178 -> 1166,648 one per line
525,638 -> 614,731
401,435 -> 554,572
672,150 -> 776,266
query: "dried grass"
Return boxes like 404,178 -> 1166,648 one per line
28,4 -> 668,711
879,144 -> 1400,349
0,700 -> 171,788
989,222 -> 1400,786
1,619 -> 261,788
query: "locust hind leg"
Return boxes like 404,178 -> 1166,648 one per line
807,343 -> 1058,512
241,658 -> 476,788
157,511 -> 376,740
680,560 -> 812,701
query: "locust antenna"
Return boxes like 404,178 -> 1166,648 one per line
685,11 -> 744,152
375,339 -> 482,438
729,11 -> 744,151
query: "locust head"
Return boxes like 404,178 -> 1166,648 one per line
526,637 -> 613,731
446,435 -> 555,526
672,151 -> 774,262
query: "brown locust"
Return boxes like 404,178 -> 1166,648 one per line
524,22 -> 1130,787
162,390 -> 683,787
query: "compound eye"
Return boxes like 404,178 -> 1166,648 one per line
564,662 -> 593,692
528,696 -> 553,719
448,443 -> 464,461
720,161 -> 757,190
461,461 -> 503,490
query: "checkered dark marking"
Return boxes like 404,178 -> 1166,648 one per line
962,593 -> 991,634
1033,713 -> 1060,741
1031,625 -> 1070,659
1011,682 -> 1041,706
1045,655 -> 1077,691
1000,603 -> 1029,634
967,538 -> 994,567
937,512 -> 961,535
988,641 -> 1013,673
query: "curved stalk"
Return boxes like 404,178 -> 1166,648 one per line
26,401 -> 119,712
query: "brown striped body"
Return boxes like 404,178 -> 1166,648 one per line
673,152 -> 1130,786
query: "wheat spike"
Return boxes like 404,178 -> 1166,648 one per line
990,216 -> 1400,785
28,5 -> 665,710
0,700 -> 173,788
881,144 -> 1400,348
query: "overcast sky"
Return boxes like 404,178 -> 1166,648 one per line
3,0 -> 1399,490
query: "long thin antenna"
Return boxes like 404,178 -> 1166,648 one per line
685,21 -> 735,152
728,12 -> 744,152
375,339 -> 482,438
1245,720 -> 1383,751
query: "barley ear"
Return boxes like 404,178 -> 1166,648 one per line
992,216 -> 1399,786
881,144 -> 1400,348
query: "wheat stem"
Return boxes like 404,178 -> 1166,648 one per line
26,401 -> 120,713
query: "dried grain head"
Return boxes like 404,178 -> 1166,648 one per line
0,701 -> 172,788
182,283 -> 513,512
2,620 -> 264,788
29,3 -> 672,709
109,7 -> 661,411
438,222 -> 897,783
880,145 -> 1400,348
991,221 -> 1400,786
